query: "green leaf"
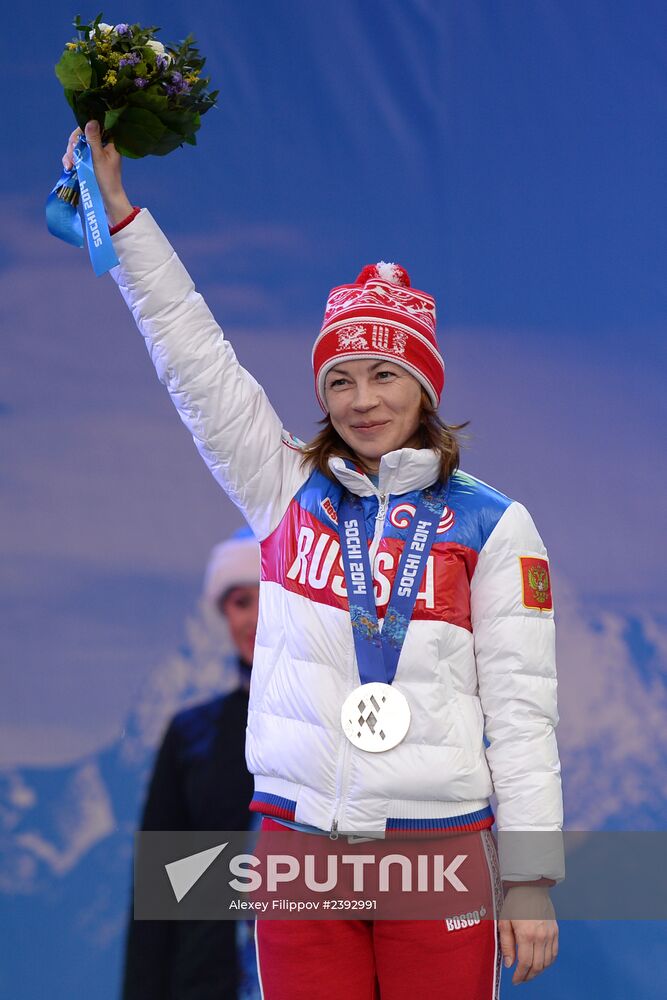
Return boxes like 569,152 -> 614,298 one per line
70,91 -> 107,132
155,108 -> 199,136
90,53 -> 107,78
195,95 -> 217,118
104,106 -> 127,131
63,88 -> 78,113
149,130 -> 187,156
149,114 -> 201,155
127,86 -> 168,115
109,106 -> 167,157
55,51 -> 92,91
113,75 -> 137,95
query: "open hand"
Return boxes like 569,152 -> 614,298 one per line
498,886 -> 559,984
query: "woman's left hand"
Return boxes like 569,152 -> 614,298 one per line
498,886 -> 558,984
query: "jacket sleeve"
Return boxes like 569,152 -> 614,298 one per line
109,209 -> 307,541
470,500 -> 565,883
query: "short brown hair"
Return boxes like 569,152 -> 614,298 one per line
300,390 -> 469,483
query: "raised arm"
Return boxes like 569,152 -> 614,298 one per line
64,122 -> 307,539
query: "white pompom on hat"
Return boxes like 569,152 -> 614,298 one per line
202,529 -> 261,609
312,261 -> 445,411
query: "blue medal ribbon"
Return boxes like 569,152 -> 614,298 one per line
338,480 -> 451,686
45,135 -> 119,277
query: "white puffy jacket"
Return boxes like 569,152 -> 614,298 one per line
110,210 -> 564,882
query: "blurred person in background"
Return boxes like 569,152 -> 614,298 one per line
122,530 -> 261,1000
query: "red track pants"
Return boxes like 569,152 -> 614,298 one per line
254,824 -> 503,1000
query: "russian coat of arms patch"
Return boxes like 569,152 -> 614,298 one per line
519,557 -> 553,611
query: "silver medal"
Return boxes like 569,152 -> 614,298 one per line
341,682 -> 411,752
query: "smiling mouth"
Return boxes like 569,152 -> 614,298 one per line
351,421 -> 389,431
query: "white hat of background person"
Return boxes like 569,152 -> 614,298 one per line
202,528 -> 261,610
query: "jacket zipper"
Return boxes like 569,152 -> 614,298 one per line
331,489 -> 389,837
369,492 -> 389,568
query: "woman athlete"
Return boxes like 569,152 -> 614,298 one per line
63,121 -> 564,999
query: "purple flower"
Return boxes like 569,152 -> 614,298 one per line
134,77 -> 148,88
156,53 -> 170,71
164,70 -> 191,97
119,52 -> 141,68
114,23 -> 131,35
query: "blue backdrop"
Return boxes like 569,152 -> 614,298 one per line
1,2 -> 665,997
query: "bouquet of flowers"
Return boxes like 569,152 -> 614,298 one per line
54,14 -> 218,158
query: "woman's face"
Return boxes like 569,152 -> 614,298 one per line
324,359 -> 422,473
217,584 -> 260,665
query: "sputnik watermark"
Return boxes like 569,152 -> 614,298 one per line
135,828 -> 497,920
165,843 -> 470,900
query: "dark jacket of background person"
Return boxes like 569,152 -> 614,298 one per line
122,679 -> 254,1000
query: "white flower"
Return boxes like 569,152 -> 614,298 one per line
89,22 -> 114,38
146,39 -> 166,56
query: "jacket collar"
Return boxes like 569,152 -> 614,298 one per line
328,448 -> 441,498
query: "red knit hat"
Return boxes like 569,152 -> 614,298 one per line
312,261 -> 445,412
